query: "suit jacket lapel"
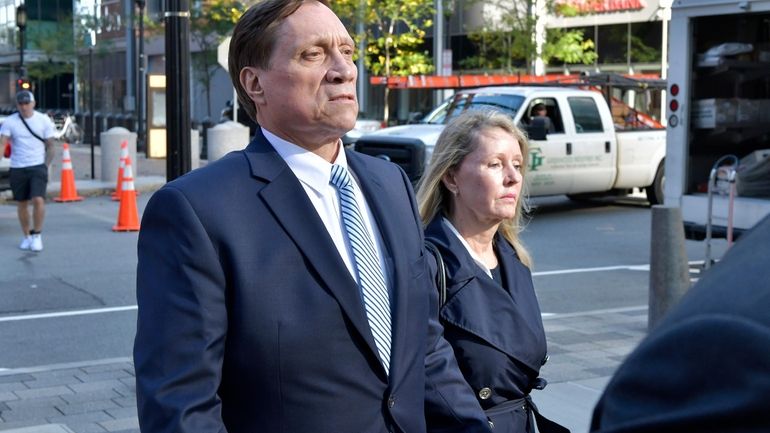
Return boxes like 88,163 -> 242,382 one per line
244,132 -> 383,373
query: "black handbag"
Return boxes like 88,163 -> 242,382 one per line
424,240 -> 447,306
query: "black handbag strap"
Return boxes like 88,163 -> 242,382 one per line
424,240 -> 447,306
18,112 -> 47,144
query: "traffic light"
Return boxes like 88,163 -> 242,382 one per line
16,77 -> 31,91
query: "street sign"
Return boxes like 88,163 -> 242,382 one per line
442,49 -> 452,76
218,36 -> 231,70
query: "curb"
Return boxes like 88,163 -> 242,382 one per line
0,176 -> 166,204
0,424 -> 75,433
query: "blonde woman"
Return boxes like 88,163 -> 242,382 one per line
417,110 -> 566,433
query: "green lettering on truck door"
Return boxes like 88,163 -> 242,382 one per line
529,147 -> 544,172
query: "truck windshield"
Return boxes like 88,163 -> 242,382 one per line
422,93 -> 525,125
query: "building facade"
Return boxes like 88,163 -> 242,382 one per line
0,0 -> 73,111
0,0 -> 233,138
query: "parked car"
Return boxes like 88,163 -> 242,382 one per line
0,115 -> 9,191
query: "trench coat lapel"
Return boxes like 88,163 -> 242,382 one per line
426,216 -> 546,372
243,131 -> 384,375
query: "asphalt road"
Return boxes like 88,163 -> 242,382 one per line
0,193 -> 728,370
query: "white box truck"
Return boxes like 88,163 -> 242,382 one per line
666,0 -> 770,239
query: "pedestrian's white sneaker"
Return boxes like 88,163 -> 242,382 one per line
19,236 -> 32,250
30,234 -> 43,252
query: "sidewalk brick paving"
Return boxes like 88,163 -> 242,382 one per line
0,309 -> 649,433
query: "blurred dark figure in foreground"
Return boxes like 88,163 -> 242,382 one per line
591,214 -> 770,433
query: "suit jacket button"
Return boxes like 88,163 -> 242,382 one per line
387,396 -> 396,408
478,387 -> 492,400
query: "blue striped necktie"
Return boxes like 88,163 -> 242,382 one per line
330,164 -> 392,373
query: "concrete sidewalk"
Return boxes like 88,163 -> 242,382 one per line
0,307 -> 648,433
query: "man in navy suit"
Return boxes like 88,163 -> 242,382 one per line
133,1 -> 491,432
590,214 -> 770,432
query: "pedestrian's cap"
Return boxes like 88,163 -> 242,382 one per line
16,91 -> 34,104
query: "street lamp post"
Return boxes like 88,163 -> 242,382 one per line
165,0 -> 192,181
16,3 -> 27,83
136,0 -> 146,153
87,33 -> 96,179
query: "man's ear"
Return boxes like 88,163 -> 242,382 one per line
240,66 -> 265,106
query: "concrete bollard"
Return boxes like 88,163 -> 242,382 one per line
648,205 -> 691,330
100,127 -> 137,182
191,129 -> 200,170
207,121 -> 250,162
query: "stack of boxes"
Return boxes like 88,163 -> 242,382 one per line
692,98 -> 768,129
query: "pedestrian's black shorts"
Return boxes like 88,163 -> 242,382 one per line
10,164 -> 48,201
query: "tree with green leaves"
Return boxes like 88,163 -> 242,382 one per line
25,11 -> 111,109
460,0 -> 596,73
26,20 -> 74,81
190,0 -> 243,118
331,0 -> 435,124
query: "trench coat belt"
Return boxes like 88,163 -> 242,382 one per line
490,395 -> 571,433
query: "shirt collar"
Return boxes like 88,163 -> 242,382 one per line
262,127 -> 348,193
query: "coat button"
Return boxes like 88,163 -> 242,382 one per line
478,387 -> 492,400
387,396 -> 396,408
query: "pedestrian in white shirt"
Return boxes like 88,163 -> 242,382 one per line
0,91 -> 56,252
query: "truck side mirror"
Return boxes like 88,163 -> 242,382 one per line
407,111 -> 424,124
527,117 -> 548,140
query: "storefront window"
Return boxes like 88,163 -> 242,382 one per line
630,22 -> 662,64
598,24 -> 627,64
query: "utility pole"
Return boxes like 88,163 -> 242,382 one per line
136,0 -> 146,153
356,0 -> 366,116
16,3 -> 27,85
433,0 -> 444,107
89,38 -> 95,179
165,0 -> 192,181
125,0 -> 136,115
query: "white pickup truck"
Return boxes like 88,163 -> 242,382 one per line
355,86 -> 667,204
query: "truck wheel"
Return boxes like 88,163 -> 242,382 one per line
646,161 -> 664,205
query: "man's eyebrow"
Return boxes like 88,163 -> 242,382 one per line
304,34 -> 355,47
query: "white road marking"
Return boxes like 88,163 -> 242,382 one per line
533,264 -> 648,276
0,261 -> 709,324
0,305 -> 137,323
533,260 -> 707,277
542,305 -> 648,319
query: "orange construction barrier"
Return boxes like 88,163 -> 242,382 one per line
111,140 -> 128,201
112,155 -> 140,232
54,143 -> 83,202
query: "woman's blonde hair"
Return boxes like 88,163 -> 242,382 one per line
416,109 -> 532,268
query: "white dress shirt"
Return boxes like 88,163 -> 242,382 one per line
264,128 -> 392,288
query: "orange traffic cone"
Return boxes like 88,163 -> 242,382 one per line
112,155 -> 140,232
54,143 -> 83,202
111,140 -> 128,201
